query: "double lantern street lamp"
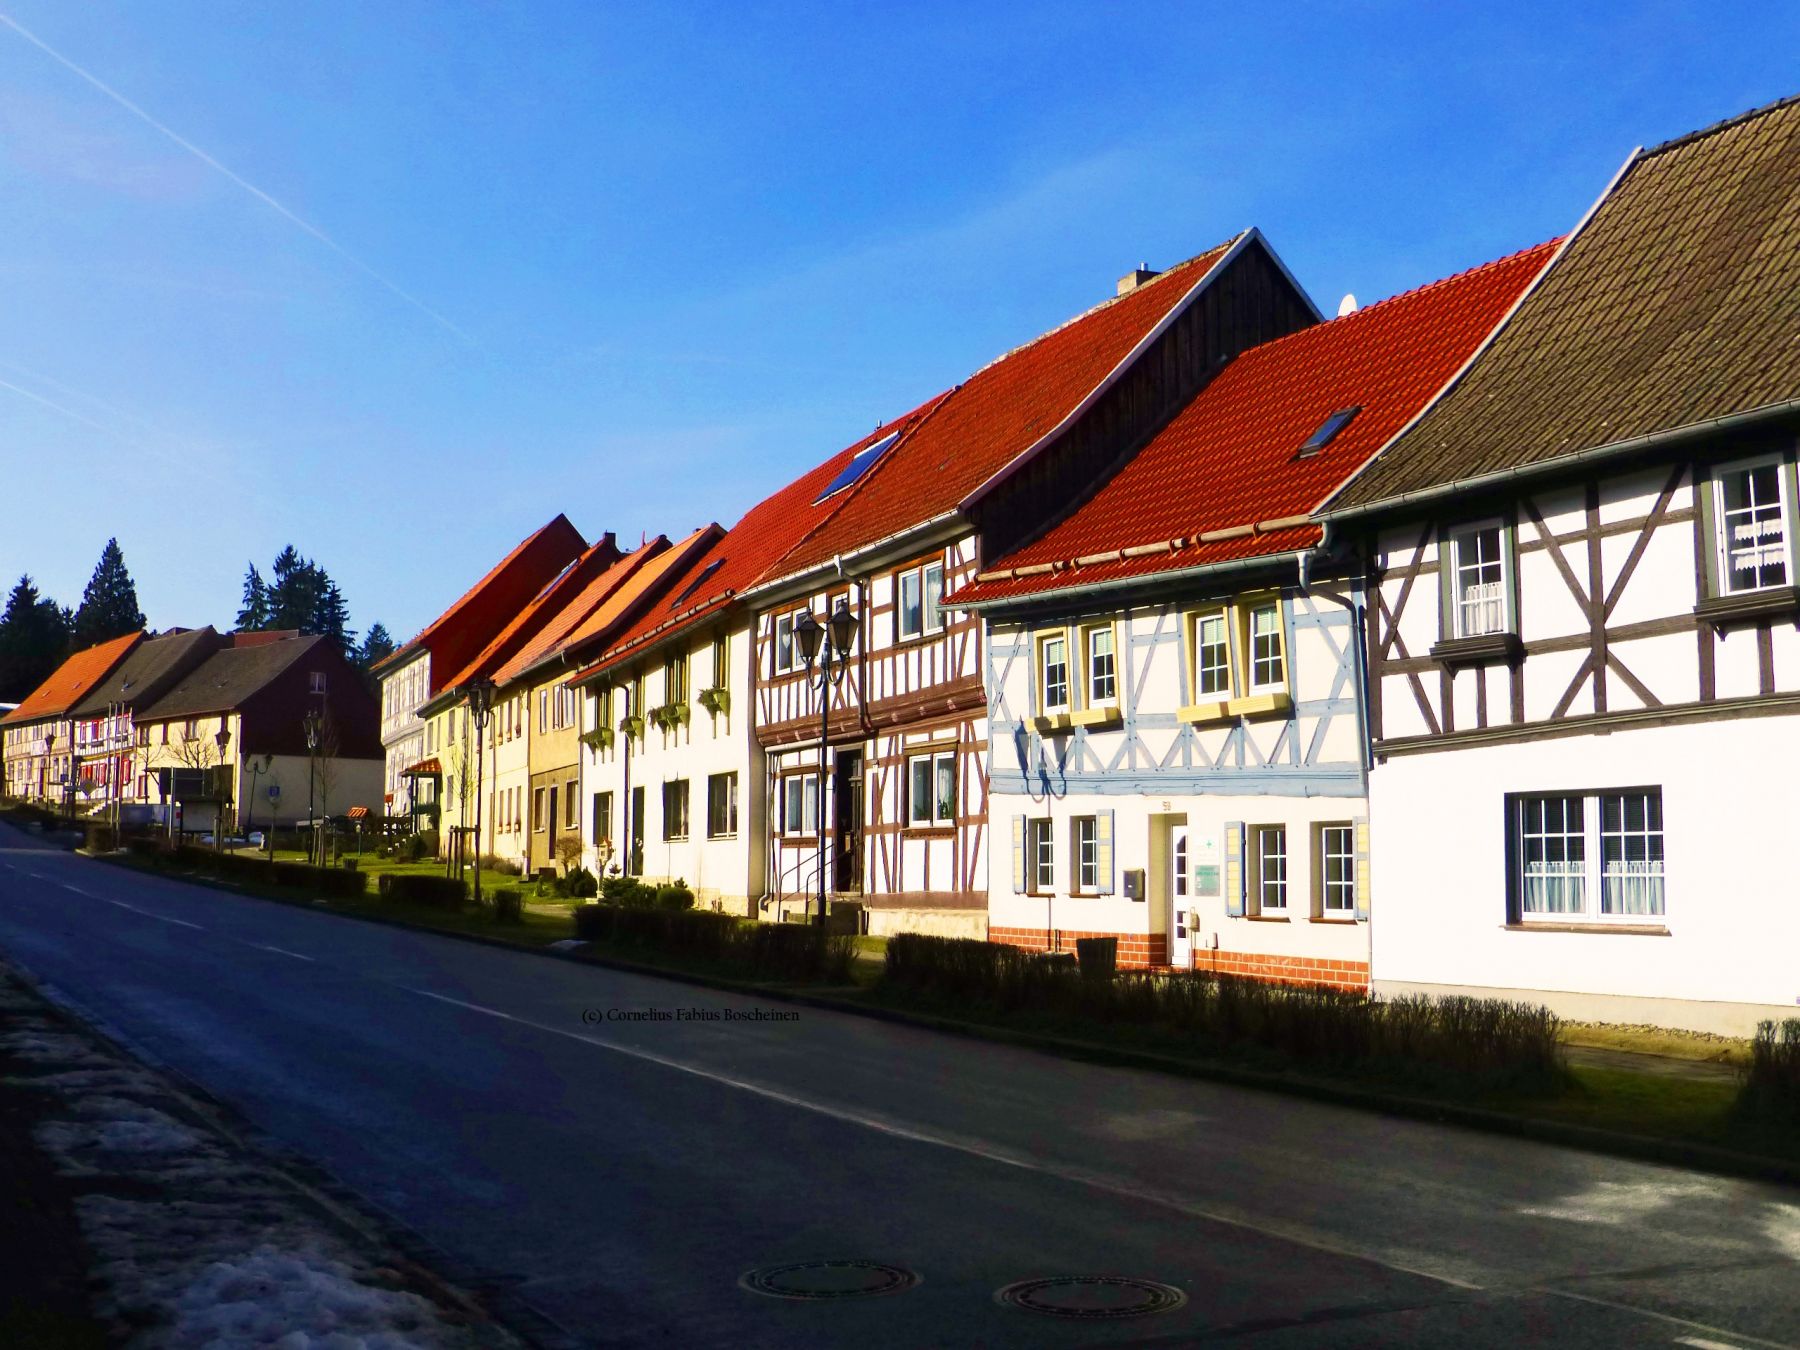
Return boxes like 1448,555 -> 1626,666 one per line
794,599 -> 859,929
467,678 -> 496,910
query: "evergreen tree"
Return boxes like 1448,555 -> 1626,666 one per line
356,623 -> 396,671
235,564 -> 270,631
312,577 -> 355,657
0,576 -> 73,702
71,539 -> 145,648
266,545 -> 325,634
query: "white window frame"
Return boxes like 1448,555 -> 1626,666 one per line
782,772 -> 819,836
906,749 -> 956,827
707,772 -> 739,839
1244,599 -> 1286,694
897,568 -> 924,641
1027,817 -> 1054,894
1192,608 -> 1232,699
1318,823 -> 1355,916
1253,824 -> 1287,914
1712,454 -> 1793,596
774,613 -> 797,675
1447,519 -> 1513,638
1083,623 -> 1118,708
662,778 -> 690,842
1514,788 -> 1666,923
1038,631 -> 1071,715
1072,815 -> 1099,893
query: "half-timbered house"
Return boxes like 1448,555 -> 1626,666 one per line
746,232 -> 1321,937
1320,97 -> 1800,1033
951,241 -> 1556,980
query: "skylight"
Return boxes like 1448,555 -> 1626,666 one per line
814,431 -> 899,503
1297,407 -> 1360,456
670,558 -> 725,609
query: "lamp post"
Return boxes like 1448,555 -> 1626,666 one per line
794,598 -> 859,929
304,709 -> 322,865
245,753 -> 273,852
467,679 -> 495,910
213,726 -> 232,853
41,728 -> 56,811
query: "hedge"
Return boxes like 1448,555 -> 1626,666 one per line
573,904 -> 853,983
882,934 -> 1565,1094
377,873 -> 468,909
1739,1018 -> 1800,1124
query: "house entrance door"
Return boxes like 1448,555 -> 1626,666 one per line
629,786 -> 645,875
545,786 -> 558,871
1169,824 -> 1193,968
832,750 -> 862,894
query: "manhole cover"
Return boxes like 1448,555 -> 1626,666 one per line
740,1260 -> 921,1301
995,1275 -> 1187,1319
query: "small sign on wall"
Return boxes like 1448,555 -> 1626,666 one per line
1193,829 -> 1221,898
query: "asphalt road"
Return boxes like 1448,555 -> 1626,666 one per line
1,825 -> 1795,1349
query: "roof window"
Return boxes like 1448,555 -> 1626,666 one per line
814,432 -> 898,503
1297,407 -> 1360,457
670,558 -> 725,610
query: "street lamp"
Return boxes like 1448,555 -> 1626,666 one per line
304,709 -> 322,865
41,728 -> 56,811
795,598 -> 859,929
467,679 -> 495,910
213,727 -> 232,852
245,753 -> 273,854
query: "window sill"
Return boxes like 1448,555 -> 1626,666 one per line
1177,700 -> 1231,725
1310,916 -> 1360,925
902,825 -> 955,838
1069,707 -> 1122,729
1030,713 -> 1074,734
1244,913 -> 1290,922
1230,691 -> 1292,718
1504,921 -> 1670,935
1694,586 -> 1800,626
1430,632 -> 1522,667
707,832 -> 740,841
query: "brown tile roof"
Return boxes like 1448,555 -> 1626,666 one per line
1329,95 -> 1800,514
69,628 -> 224,717
0,633 -> 142,726
136,636 -> 323,722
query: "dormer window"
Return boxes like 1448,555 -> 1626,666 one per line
1443,520 -> 1516,638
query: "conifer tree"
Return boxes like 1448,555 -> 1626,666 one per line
356,623 -> 396,671
71,539 -> 145,648
0,576 -> 73,702
236,564 -> 270,631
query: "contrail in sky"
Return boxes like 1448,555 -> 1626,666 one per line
0,11 -> 475,344
0,376 -> 108,431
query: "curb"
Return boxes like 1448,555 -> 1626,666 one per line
73,840 -> 1800,1191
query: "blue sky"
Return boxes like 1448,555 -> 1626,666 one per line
2,2 -> 1796,643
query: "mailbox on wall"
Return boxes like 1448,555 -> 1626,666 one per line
1122,869 -> 1145,901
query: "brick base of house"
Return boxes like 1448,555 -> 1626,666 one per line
990,928 -> 1369,991
1188,948 -> 1369,991
988,927 -> 1168,970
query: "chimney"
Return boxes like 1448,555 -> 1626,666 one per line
1116,262 -> 1160,297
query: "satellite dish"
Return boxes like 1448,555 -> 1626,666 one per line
1337,293 -> 1358,317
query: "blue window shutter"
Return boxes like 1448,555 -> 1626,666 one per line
1353,815 -> 1371,922
1224,820 -> 1245,918
1011,815 -> 1026,894
1096,810 -> 1115,894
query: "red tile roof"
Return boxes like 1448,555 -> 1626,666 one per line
432,534 -> 632,696
372,513 -> 587,688
553,525 -> 726,659
1,632 -> 142,726
576,399 -> 949,680
491,539 -> 676,686
950,239 -> 1560,607
769,239 -> 1241,581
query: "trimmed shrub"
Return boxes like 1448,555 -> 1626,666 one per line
600,875 -> 656,908
377,873 -> 467,909
881,934 -> 1563,1094
555,866 -> 598,899
493,887 -> 524,925
655,882 -> 695,911
83,823 -> 118,854
1738,1018 -> 1800,1123
569,904 -> 854,983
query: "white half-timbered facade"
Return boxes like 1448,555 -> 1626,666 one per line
1325,97 -> 1800,1033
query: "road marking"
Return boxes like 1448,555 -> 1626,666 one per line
99,898 -> 204,931
1675,1336 -> 1751,1350
402,987 -> 1482,1294
1545,1291 -> 1791,1349
248,944 -> 314,962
